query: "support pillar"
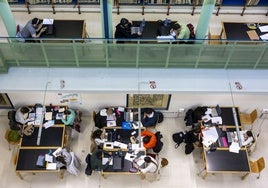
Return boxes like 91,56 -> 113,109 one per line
0,0 -> 16,37
100,0 -> 113,39
195,0 -> 216,40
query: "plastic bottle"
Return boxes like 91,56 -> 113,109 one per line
128,143 -> 132,153
164,18 -> 168,27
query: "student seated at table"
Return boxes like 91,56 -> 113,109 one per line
240,130 -> 255,147
141,130 -> 157,149
16,17 -> 47,42
56,148 -> 81,176
141,108 -> 158,127
170,22 -> 190,43
91,129 -> 106,149
90,149 -> 112,171
115,18 -> 142,43
135,155 -> 168,173
15,106 -> 31,125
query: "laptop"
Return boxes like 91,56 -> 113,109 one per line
113,156 -> 124,170
131,27 -> 141,35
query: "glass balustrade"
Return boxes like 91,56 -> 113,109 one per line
0,37 -> 267,73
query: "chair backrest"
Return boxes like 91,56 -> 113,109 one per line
250,109 -> 258,123
250,157 -> 265,173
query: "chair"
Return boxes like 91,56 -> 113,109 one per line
240,109 -> 258,125
4,129 -> 20,151
208,30 -> 222,45
249,157 -> 265,179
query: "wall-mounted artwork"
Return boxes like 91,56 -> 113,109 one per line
0,93 -> 14,109
127,94 -> 171,110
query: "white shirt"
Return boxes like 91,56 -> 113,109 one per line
140,156 -> 158,174
15,107 -> 28,124
94,138 -> 105,146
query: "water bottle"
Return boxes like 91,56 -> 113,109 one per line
164,18 -> 168,27
141,18 -> 145,28
128,143 -> 132,153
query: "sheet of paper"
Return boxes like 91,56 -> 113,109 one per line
107,120 -> 116,127
202,114 -> 211,122
202,127 -> 219,142
229,142 -> 240,153
45,112 -> 53,120
117,107 -> 125,112
46,162 -> 57,170
125,152 -> 136,162
259,25 -> 268,32
44,120 -> 55,129
102,157 -> 113,165
113,141 -> 128,149
52,147 -> 62,157
58,108 -> 65,113
211,116 -> 222,124
45,154 -> 53,162
43,18 -> 54,25
260,33 -> 268,40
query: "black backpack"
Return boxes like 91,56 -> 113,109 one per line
153,131 -> 163,153
157,112 -> 164,123
8,110 -> 20,130
172,132 -> 185,148
85,154 -> 92,175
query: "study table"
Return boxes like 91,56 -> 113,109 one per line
15,105 -> 68,180
221,22 -> 268,41
200,106 -> 250,179
101,126 -> 146,178
41,20 -> 86,42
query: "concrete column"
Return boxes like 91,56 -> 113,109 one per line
0,0 -> 16,37
100,0 -> 113,39
195,0 -> 216,40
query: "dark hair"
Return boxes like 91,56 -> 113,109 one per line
64,109 -> 71,115
56,155 -> 67,165
246,130 -> 253,137
32,17 -> 39,25
143,136 -> 151,144
120,18 -> 129,26
144,108 -> 153,114
92,129 -> 103,139
144,156 -> 152,163
161,158 -> 168,167
172,23 -> 181,30
20,107 -> 30,114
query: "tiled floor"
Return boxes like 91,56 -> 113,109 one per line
0,114 -> 267,188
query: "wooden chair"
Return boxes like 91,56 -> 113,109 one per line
208,30 -> 222,45
250,157 -> 265,179
4,129 -> 20,151
240,109 -> 258,125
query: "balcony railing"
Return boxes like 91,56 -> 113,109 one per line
0,37 -> 267,73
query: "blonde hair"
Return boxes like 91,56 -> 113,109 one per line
161,158 -> 168,167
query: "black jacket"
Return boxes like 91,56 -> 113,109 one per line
115,23 -> 139,43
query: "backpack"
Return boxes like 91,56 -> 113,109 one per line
85,154 -> 92,175
186,23 -> 195,39
157,112 -> 164,123
153,131 -> 163,153
8,110 -> 20,130
185,143 -> 194,155
172,132 -> 185,148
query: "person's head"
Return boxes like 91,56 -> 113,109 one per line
20,106 -> 30,114
56,155 -> 67,165
143,135 -> 151,144
144,108 -> 153,115
144,156 -> 152,163
92,129 -> 103,139
246,130 -> 253,137
120,18 -> 130,28
64,109 -> 71,115
161,158 -> 168,167
107,108 -> 114,116
32,17 -> 40,28
172,23 -> 181,31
